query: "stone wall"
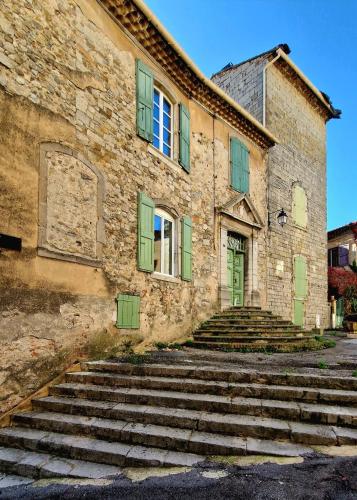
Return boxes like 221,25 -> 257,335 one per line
212,55 -> 267,123
265,64 -> 329,328
0,0 -> 268,413
213,54 -> 331,329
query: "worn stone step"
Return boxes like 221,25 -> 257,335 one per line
33,395 -> 357,445
0,427 -> 204,468
13,411 -> 313,457
203,319 -> 294,325
83,362 -> 357,391
65,372 -> 357,406
193,335 -> 311,343
194,326 -> 304,337
191,340 -> 313,350
49,382 -> 357,427
0,445 -> 123,479
201,322 -> 300,328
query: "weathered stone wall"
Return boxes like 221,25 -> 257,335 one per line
265,64 -> 329,328
213,55 -> 331,329
0,0 -> 268,413
212,55 -> 267,123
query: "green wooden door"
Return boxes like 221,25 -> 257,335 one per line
227,249 -> 244,306
293,255 -> 307,327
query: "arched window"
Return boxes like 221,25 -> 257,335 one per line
153,87 -> 173,158
292,184 -> 307,229
154,208 -> 175,276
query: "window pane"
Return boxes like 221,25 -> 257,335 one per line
163,98 -> 171,116
163,144 -> 171,157
163,113 -> 171,130
153,135 -> 160,149
153,119 -> 160,137
154,104 -> 159,120
154,215 -> 162,273
163,218 -> 173,275
163,128 -> 171,145
154,89 -> 159,105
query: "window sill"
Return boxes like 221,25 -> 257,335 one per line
151,272 -> 181,284
292,224 -> 308,232
148,144 -> 181,172
38,246 -> 102,268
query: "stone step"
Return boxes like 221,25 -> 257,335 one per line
65,371 -> 357,406
191,340 -> 313,350
196,328 -> 304,335
193,335 -> 312,343
0,427 -> 204,468
212,312 -> 274,319
49,382 -> 357,427
13,411 -> 312,457
0,446 -> 123,479
194,332 -> 308,339
202,320 -> 299,327
83,362 -> 357,391
32,396 -> 357,446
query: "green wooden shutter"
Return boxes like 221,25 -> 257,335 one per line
294,255 -> 307,299
116,294 -> 140,329
136,59 -> 153,142
138,192 -> 154,272
292,185 -> 307,228
179,104 -> 190,172
181,216 -> 192,281
230,138 -> 249,193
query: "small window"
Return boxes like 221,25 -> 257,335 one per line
154,208 -> 174,276
153,88 -> 172,158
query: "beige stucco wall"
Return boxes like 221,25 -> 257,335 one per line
0,0 -> 268,413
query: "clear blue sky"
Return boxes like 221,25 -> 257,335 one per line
145,0 -> 357,231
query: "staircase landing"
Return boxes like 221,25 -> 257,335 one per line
192,306 -> 316,351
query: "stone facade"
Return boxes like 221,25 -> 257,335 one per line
213,46 -> 339,330
328,222 -> 357,267
0,0 -> 272,413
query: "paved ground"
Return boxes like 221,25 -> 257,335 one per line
145,335 -> 357,373
1,454 -> 357,499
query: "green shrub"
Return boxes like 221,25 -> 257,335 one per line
352,370 -> 357,378
318,360 -> 328,369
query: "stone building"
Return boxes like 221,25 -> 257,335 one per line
212,45 -> 340,330
328,222 -> 357,268
0,0 -> 278,413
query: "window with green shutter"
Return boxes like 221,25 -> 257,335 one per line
116,294 -> 140,329
136,59 -> 154,142
179,104 -> 190,172
138,192 -> 155,272
292,185 -> 307,228
181,216 -> 192,281
230,137 -> 249,193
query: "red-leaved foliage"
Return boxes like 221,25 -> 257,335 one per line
328,267 -> 357,297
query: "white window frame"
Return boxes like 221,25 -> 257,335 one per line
153,87 -> 173,159
154,208 -> 175,276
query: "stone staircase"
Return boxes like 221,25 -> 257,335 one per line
192,306 -> 314,351
0,359 -> 357,480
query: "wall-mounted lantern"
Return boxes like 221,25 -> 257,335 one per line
268,208 -> 288,228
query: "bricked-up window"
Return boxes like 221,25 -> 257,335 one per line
292,185 -> 307,228
38,143 -> 105,266
153,88 -> 172,158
